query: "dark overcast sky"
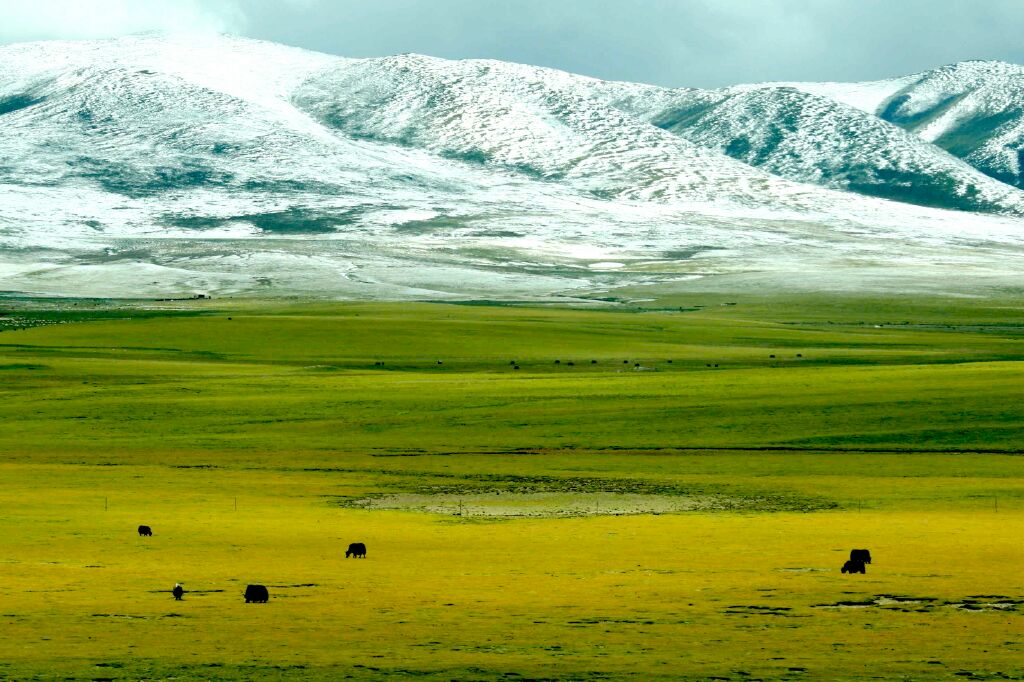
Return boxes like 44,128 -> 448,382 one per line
3,0 -> 1024,87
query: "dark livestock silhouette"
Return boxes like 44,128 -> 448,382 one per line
850,549 -> 872,564
172,583 -> 184,600
841,560 -> 866,574
244,584 -> 269,603
137,525 -> 153,536
346,542 -> 367,558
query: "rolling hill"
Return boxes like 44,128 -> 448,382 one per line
0,35 -> 1022,299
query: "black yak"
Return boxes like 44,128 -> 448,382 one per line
244,584 -> 269,603
850,549 -> 872,564
137,525 -> 152,537
172,583 -> 184,600
841,560 -> 866,574
346,542 -> 367,559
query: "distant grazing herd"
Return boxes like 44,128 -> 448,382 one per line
139,525 -> 366,602
136,525 -> 870,604
372,353 -> 806,372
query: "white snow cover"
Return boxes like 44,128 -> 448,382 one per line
786,61 -> 1024,190
0,35 -> 1022,299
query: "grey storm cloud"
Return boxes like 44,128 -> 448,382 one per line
2,0 -> 1023,87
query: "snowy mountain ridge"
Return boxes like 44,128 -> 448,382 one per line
786,60 -> 1024,188
1,35 -> 1023,299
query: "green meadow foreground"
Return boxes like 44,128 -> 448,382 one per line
1,296 -> 1023,680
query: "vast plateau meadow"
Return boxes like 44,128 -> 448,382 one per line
1,295 -> 1023,680
8,4 -> 1024,680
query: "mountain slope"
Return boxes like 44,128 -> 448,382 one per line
878,61 -> 1024,189
0,35 -> 1023,299
585,77 -> 1024,215
790,61 -> 1024,189
293,53 -> 810,207
650,85 -> 1024,214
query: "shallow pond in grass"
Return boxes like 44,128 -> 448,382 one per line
349,491 -> 758,517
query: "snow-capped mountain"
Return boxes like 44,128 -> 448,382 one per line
597,84 -> 1024,215
792,61 -> 1024,189
1,35 -> 1023,299
294,54 -> 801,206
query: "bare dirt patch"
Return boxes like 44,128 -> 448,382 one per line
334,472 -> 836,516
349,491 -> 746,517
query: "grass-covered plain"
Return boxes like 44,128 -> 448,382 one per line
1,296 -> 1023,680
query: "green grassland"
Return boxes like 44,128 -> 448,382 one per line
1,295 -> 1023,680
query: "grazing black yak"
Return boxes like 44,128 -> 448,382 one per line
172,583 -> 184,600
841,560 -> 866,574
850,549 -> 872,564
244,584 -> 269,603
137,525 -> 152,536
346,542 -> 367,559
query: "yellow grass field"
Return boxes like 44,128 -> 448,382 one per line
0,464 -> 1021,680
1,463 -> 1022,681
1,299 -> 1023,680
